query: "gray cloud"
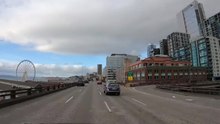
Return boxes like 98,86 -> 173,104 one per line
0,0 -> 220,56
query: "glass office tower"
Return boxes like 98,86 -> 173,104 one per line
177,0 -> 206,40
191,37 -> 220,80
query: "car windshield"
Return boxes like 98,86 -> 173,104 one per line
0,0 -> 220,124
108,83 -> 119,88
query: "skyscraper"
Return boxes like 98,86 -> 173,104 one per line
160,39 -> 168,55
191,36 -> 220,80
177,0 -> 206,40
203,12 -> 220,39
97,64 -> 102,75
167,32 -> 190,61
147,44 -> 156,57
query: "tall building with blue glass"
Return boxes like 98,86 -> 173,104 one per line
177,0 -> 206,40
191,36 -> 220,80
147,44 -> 156,57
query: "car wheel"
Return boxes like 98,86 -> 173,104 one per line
117,92 -> 120,96
105,92 -> 108,95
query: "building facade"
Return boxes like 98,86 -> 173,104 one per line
177,0 -> 206,39
106,54 -> 139,81
150,48 -> 160,57
116,58 -> 133,84
167,32 -> 190,61
147,44 -> 156,57
191,36 -> 220,80
126,55 -> 207,86
97,64 -> 102,75
203,12 -> 220,39
160,39 -> 168,55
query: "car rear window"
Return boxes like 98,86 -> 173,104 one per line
108,83 -> 119,87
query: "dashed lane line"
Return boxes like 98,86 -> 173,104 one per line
104,101 -> 112,112
65,96 -> 73,104
131,98 -> 146,106
185,99 -> 193,102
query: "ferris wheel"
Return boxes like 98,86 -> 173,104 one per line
16,60 -> 36,82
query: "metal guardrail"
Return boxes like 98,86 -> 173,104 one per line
156,85 -> 220,95
0,83 -> 76,101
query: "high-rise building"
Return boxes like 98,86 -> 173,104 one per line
106,54 -> 139,80
147,44 -> 156,57
191,36 -> 220,80
167,32 -> 190,61
203,12 -> 220,39
177,0 -> 206,39
160,39 -> 168,55
150,48 -> 160,57
97,64 -> 102,75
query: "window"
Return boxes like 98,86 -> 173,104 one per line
155,76 -> 159,80
141,71 -> 145,79
167,76 -> 172,79
161,76 -> 166,79
200,57 -> 207,64
199,43 -> 206,50
137,72 -> 140,80
199,50 -> 207,57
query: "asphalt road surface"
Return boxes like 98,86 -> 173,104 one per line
0,81 -> 220,124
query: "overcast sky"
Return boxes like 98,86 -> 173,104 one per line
0,0 -> 220,77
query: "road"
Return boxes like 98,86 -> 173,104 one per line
0,81 -> 220,124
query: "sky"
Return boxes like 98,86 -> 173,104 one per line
0,0 -> 220,77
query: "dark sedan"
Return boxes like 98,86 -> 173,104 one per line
104,83 -> 120,95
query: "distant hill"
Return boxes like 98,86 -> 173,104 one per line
0,75 -> 17,81
0,75 -> 48,82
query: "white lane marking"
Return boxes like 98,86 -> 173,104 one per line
185,99 -> 193,102
104,101 -> 112,112
99,91 -> 102,95
131,98 -> 146,106
172,96 -> 176,98
65,96 -> 73,104
131,87 -> 148,95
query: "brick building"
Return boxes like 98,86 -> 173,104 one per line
125,55 -> 207,86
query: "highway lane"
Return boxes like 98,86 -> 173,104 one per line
0,85 -> 86,124
123,86 -> 220,124
135,85 -> 220,108
0,82 -> 220,124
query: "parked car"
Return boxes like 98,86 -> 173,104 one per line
104,82 -> 120,95
97,81 -> 102,85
